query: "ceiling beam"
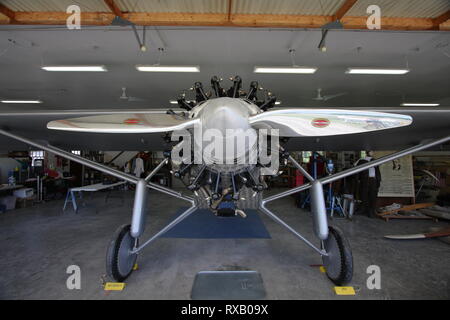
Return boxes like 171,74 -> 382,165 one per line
342,16 -> 435,30
432,10 -> 450,30
0,3 -> 17,22
227,0 -> 233,22
332,0 -> 358,21
104,0 -> 123,17
5,11 -> 450,31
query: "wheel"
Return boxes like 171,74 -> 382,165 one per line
106,224 -> 138,282
322,226 -> 353,285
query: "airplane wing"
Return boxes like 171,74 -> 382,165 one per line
0,107 -> 449,151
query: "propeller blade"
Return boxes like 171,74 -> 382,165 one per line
249,109 -> 412,137
47,113 -> 198,133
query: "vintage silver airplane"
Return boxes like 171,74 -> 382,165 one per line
0,76 -> 449,285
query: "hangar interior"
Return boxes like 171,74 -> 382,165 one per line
0,0 -> 449,300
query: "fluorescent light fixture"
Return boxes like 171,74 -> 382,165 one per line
42,65 -> 107,72
136,65 -> 200,72
346,68 -> 409,75
1,100 -> 42,104
275,101 -> 281,105
401,103 -> 439,107
254,66 -> 317,74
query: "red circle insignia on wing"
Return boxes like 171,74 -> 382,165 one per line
123,118 -> 141,125
311,118 -> 330,128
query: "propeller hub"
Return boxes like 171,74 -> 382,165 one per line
192,97 -> 260,172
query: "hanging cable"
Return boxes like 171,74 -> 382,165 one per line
289,48 -> 298,67
155,47 -> 164,65
140,26 -> 147,52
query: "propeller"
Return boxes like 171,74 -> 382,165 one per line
48,108 -> 412,137
313,88 -> 347,101
120,87 -> 146,102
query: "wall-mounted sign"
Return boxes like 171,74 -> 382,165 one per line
374,151 -> 414,197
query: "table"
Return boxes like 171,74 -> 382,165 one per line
0,184 -> 24,212
0,184 -> 24,192
63,181 -> 126,213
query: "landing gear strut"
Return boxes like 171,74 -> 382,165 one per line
105,173 -> 197,282
260,152 -> 353,285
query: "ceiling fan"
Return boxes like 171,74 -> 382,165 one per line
120,87 -> 146,102
313,88 -> 347,101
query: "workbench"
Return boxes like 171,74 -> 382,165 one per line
63,181 -> 126,213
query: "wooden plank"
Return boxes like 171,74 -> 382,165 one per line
333,0 -> 358,21
384,227 -> 450,239
0,3 -> 16,22
128,12 -> 230,26
380,215 -> 434,222
227,0 -> 233,22
377,202 -> 435,217
5,11 -> 448,31
432,10 -> 450,26
0,13 -> 9,24
441,19 -> 450,31
14,12 -> 114,25
342,16 -> 435,30
231,14 -> 332,28
104,0 -> 123,18
424,227 -> 450,238
419,209 -> 450,221
432,10 -> 450,30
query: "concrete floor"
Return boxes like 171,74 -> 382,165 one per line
0,188 -> 449,300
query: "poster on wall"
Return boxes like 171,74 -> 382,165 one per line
374,151 -> 415,197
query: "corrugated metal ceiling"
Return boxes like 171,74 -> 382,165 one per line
1,0 -> 110,12
0,0 -> 448,19
347,0 -> 450,19
116,0 -> 227,13
231,0 -> 347,15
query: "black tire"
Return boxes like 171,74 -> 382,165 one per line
322,226 -> 353,285
106,224 -> 137,282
